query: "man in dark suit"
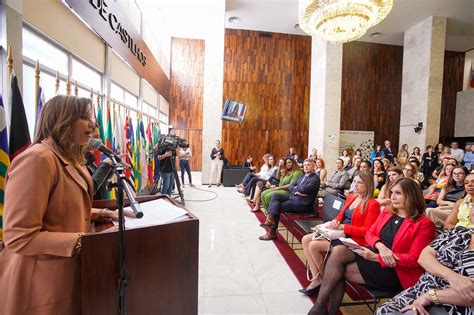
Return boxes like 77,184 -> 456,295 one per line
259,159 -> 320,240
382,139 -> 396,164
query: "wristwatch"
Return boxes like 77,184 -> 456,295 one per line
428,289 -> 440,305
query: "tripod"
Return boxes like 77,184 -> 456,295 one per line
152,151 -> 185,205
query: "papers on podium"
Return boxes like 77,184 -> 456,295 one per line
117,198 -> 189,229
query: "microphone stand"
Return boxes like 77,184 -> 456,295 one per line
110,156 -> 143,315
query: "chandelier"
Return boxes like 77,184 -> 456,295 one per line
298,0 -> 393,43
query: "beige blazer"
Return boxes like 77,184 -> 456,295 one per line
0,139 -> 93,314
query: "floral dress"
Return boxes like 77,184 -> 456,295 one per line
376,226 -> 474,315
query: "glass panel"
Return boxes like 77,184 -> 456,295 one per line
159,111 -> 168,123
111,82 -> 124,103
160,122 -> 168,135
72,59 -> 101,90
124,91 -> 138,109
22,28 -> 68,74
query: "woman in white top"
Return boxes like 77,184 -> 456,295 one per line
340,149 -> 351,169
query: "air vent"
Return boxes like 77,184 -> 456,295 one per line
259,32 -> 273,38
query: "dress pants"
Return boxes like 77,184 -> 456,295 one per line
179,159 -> 192,184
209,159 -> 223,185
268,193 -> 311,225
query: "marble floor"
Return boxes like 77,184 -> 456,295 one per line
180,172 -> 313,315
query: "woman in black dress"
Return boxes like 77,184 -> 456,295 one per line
422,145 -> 438,188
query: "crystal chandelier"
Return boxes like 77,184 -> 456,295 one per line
298,0 -> 393,43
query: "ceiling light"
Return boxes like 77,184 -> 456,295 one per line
298,0 -> 393,43
227,16 -> 241,24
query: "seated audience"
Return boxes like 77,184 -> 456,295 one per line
300,171 -> 380,296
318,159 -> 350,198
376,224 -> 474,314
403,162 -> 416,179
315,158 -> 327,182
237,154 -> 270,192
243,155 -> 277,198
259,159 -> 320,240
435,143 -> 444,163
377,167 -> 404,206
424,164 -> 456,201
410,146 -> 422,163
439,146 -> 454,164
382,140 -> 397,164
340,149 -> 351,170
249,158 -> 284,212
242,155 -> 256,172
287,147 -> 297,159
430,157 -> 449,185
308,178 -> 436,315
397,144 -> 409,168
293,154 -> 303,168
352,149 -> 362,166
260,158 -> 301,213
347,157 -> 362,180
308,148 -> 318,160
443,172 -> 474,229
463,144 -> 474,171
425,166 -> 467,226
360,160 -> 372,173
408,158 -> 425,186
450,141 -> 464,165
370,144 -> 385,164
382,157 -> 392,172
373,159 -> 387,197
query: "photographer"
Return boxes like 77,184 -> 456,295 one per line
157,147 -> 174,195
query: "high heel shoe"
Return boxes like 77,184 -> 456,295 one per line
298,284 -> 321,296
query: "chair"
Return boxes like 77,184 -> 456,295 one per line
286,193 -> 346,248
341,281 -> 398,313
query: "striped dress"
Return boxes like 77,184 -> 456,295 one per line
376,226 -> 474,315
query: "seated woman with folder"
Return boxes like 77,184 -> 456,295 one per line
300,170 -> 380,296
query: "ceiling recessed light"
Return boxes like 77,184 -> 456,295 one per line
369,32 -> 382,38
227,16 -> 241,24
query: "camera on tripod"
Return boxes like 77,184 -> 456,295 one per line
157,134 -> 188,153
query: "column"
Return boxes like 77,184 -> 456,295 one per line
201,3 -> 225,184
307,37 -> 343,173
399,16 -> 446,150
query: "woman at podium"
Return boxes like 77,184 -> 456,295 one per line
0,95 -> 107,314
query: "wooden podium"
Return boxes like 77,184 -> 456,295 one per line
81,195 -> 199,314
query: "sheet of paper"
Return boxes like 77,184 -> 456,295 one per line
332,199 -> 342,209
115,198 -> 189,229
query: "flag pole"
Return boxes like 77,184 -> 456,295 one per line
7,46 -> 13,80
34,61 -> 40,115
74,81 -> 78,96
66,75 -> 71,96
55,71 -> 60,94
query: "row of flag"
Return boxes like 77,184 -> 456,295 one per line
1,73 -> 32,241
0,74 -> 162,240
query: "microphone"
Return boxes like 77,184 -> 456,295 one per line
90,139 -> 123,163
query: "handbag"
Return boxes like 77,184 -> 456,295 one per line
311,222 -> 345,241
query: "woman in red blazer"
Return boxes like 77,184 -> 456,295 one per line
308,178 -> 436,315
300,171 -> 380,296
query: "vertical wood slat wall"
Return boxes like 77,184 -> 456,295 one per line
222,29 -> 312,167
340,41 -> 404,150
439,51 -> 465,144
169,37 -> 205,171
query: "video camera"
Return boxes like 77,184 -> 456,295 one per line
157,134 -> 188,152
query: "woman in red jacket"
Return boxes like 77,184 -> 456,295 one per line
308,178 -> 436,315
300,171 -> 380,296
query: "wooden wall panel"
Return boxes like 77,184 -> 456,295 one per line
439,51 -> 465,143
169,38 -> 204,170
223,29 -> 311,166
341,41 -> 404,150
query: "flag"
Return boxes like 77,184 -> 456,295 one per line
0,95 -> 10,241
134,117 -> 141,191
139,119 -> 148,188
113,109 -> 125,155
9,74 -> 31,161
96,97 -> 105,144
34,85 -> 45,132
105,102 -> 113,150
146,122 -> 154,185
153,123 -> 161,181
128,117 -> 136,187
124,113 -> 132,179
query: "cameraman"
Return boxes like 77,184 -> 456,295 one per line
157,148 -> 174,195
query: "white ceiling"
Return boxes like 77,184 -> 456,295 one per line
138,0 -> 474,51
224,0 -> 474,51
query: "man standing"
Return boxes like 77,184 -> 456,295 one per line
259,159 -> 320,240
463,145 -> 473,170
450,141 -> 464,164
382,140 -> 396,164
